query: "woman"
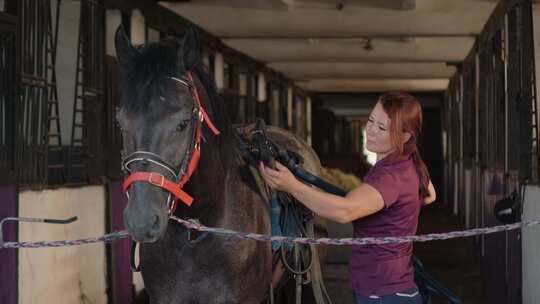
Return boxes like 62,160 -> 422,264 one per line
259,92 -> 436,304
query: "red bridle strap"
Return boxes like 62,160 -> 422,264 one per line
187,72 -> 220,136
123,172 -> 194,206
176,72 -> 220,189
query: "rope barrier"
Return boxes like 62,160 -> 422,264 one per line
2,216 -> 538,249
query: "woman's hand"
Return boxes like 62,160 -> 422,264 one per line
424,180 -> 437,205
258,161 -> 298,192
258,161 -> 384,223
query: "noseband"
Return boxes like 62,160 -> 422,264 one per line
122,72 -> 220,214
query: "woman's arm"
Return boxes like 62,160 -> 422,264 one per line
259,162 -> 384,223
424,180 -> 437,205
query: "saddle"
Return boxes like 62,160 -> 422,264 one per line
235,119 -> 312,251
235,121 -> 333,304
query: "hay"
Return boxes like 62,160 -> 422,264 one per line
321,167 -> 362,192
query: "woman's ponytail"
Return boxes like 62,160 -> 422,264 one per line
410,145 -> 430,198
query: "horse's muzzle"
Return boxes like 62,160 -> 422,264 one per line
124,197 -> 168,243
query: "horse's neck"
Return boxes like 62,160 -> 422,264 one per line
183,124 -> 238,220
185,72 -> 242,223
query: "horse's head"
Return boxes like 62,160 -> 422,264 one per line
115,26 -> 214,242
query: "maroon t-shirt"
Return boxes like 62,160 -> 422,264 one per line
349,152 -> 421,296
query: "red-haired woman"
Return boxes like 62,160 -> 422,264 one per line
259,92 -> 436,304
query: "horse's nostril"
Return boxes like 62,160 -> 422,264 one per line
152,215 -> 160,230
146,216 -> 161,240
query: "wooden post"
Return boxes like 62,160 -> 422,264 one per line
108,181 -> 133,304
106,10 -> 122,57
0,185 -> 18,304
287,87 -> 293,130
214,52 -> 224,91
130,9 -> 145,45
239,73 -> 247,123
306,97 -> 312,145
257,72 -> 266,102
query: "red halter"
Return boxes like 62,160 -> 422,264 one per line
122,72 -> 220,214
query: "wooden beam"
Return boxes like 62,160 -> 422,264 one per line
160,0 -> 289,10
163,2 -> 495,39
218,33 -> 476,39
268,62 -> 456,80
281,0 -> 415,11
285,0 -> 415,11
223,37 -> 473,63
297,78 -> 449,93
401,0 -> 415,11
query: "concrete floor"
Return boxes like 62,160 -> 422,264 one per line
414,203 -> 487,304
321,203 -> 487,304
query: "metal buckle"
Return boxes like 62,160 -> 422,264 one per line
194,142 -> 200,150
148,173 -> 165,187
198,110 -> 204,122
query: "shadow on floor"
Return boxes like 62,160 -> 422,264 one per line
414,203 -> 487,304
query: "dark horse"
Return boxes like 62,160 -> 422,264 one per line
115,26 -> 325,303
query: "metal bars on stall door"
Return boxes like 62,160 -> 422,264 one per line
0,12 -> 17,184
68,0 -> 106,184
14,0 -> 61,187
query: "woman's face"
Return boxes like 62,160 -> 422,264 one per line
365,102 -> 394,159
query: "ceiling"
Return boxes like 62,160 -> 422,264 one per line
160,0 -> 500,93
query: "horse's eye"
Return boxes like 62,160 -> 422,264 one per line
176,119 -> 191,132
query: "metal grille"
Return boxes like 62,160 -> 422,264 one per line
68,0 -> 105,183
0,12 -> 17,184
15,0 -> 58,186
478,32 -> 506,172
450,2 -> 537,302
444,75 -> 460,212
462,63 -> 476,165
506,2 -> 538,182
104,56 -> 122,179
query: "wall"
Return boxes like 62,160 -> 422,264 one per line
521,185 -> 540,304
535,4 -> 540,151
18,186 -> 106,304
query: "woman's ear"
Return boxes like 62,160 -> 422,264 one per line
401,132 -> 412,144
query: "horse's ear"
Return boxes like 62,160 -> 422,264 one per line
177,26 -> 201,72
115,25 -> 138,68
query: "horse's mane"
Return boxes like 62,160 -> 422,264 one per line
190,56 -> 230,133
119,38 -> 229,133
